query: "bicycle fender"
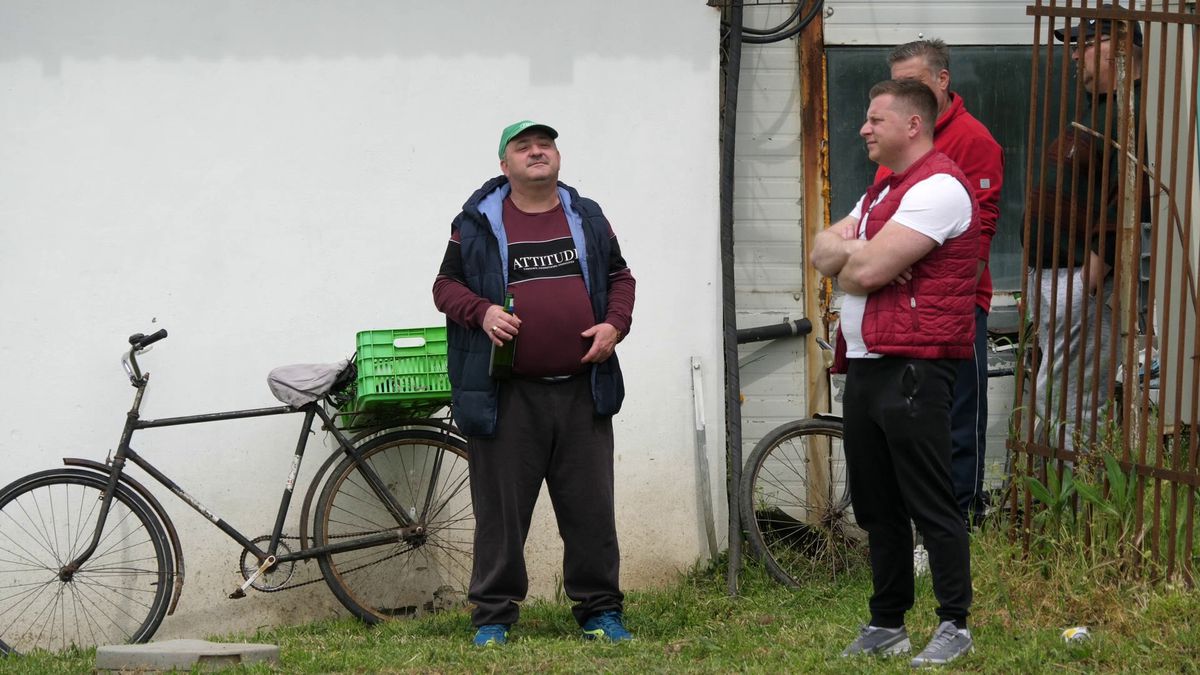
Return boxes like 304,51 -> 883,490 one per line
61,458 -> 186,616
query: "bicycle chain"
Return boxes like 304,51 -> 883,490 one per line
237,532 -> 420,593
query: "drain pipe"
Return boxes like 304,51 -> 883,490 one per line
719,0 -> 744,597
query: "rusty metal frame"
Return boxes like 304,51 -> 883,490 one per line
798,0 -> 831,419
1015,0 -> 1200,586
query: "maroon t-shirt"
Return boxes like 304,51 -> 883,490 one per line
433,195 -> 635,377
503,199 -> 597,376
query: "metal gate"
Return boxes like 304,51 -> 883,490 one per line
1015,0 -> 1199,584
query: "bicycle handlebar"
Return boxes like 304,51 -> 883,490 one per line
736,318 -> 812,345
123,329 -> 168,386
129,329 -> 168,350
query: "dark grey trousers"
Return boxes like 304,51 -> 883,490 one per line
844,357 -> 973,629
465,375 -> 623,627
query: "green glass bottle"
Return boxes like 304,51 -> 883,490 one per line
488,293 -> 516,379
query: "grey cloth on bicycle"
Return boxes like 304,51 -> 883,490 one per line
267,359 -> 351,407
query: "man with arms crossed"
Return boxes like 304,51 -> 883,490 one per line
881,39 -> 1004,526
433,121 -> 636,647
811,79 -> 978,667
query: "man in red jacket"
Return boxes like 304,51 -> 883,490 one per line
877,39 -> 1004,526
812,79 -> 978,667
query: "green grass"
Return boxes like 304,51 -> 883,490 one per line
5,526 -> 1200,673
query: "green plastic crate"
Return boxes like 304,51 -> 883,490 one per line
352,327 -> 451,414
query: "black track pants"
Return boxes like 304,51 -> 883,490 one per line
466,375 -> 623,626
843,357 -> 972,629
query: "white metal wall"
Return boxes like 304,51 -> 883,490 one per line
735,4 -> 809,452
824,0 -> 1037,45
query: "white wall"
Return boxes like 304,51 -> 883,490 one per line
0,1 -> 722,638
824,0 -> 1037,45
735,4 -> 810,450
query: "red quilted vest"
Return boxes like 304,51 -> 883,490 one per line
832,149 -> 979,372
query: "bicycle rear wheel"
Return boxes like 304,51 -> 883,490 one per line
0,469 -> 172,654
315,429 -> 472,623
740,418 -> 864,585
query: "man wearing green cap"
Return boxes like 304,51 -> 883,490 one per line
433,120 -> 636,647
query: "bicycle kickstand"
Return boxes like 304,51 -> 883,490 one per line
229,554 -> 276,599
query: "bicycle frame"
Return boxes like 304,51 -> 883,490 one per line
63,341 -> 424,591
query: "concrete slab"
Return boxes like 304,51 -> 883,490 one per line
95,639 -> 280,673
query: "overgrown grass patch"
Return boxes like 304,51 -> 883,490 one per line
4,525 -> 1199,673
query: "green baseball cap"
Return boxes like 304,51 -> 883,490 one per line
498,120 -> 558,159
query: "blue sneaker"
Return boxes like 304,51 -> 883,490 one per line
581,610 -> 632,642
473,624 -> 509,647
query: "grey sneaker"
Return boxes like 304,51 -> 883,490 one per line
841,624 -> 911,657
910,621 -> 973,667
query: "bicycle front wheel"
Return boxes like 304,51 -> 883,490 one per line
741,418 -> 863,585
315,429 -> 473,623
0,469 -> 172,654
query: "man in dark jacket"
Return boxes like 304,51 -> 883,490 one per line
432,120 -> 636,647
1028,11 -> 1146,453
877,39 -> 1004,526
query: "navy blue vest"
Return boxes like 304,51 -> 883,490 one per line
446,176 -> 624,437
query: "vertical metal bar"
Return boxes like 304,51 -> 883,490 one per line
719,0 -> 744,597
1068,5 -> 1099,552
1081,0 -> 1112,462
692,357 -> 719,559
797,0 -> 833,550
1046,0 -> 1071,457
1063,0 -> 1090,458
1116,4 -> 1142,445
1157,0 -> 1186,581
267,408 -> 316,555
799,0 -> 831,425
1140,0 -> 1168,576
1017,0 -> 1059,550
1171,2 -> 1200,586
1112,1 -> 1145,577
1157,3 -> 1179,580
1182,6 -> 1200,588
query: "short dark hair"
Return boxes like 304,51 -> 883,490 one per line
887,38 -> 950,74
868,79 -> 938,136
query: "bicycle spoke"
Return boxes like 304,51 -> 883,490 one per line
317,432 -> 474,622
742,421 -> 860,585
0,577 -> 57,636
0,546 -> 55,575
2,501 -> 63,569
73,571 -> 154,624
67,483 -> 104,565
0,472 -> 169,653
25,582 -> 63,654
422,473 -> 470,525
73,572 -> 161,598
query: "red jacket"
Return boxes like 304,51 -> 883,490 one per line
834,150 -> 980,371
875,92 -> 1003,312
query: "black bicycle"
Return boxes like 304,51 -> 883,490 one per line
736,321 -> 861,586
739,321 -> 1018,587
0,330 -> 472,655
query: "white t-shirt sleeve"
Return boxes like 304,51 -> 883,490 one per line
847,194 -> 867,221
887,174 -> 972,244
